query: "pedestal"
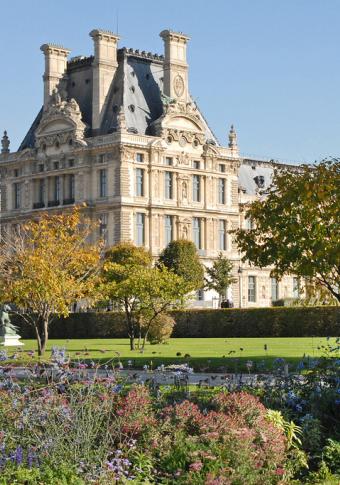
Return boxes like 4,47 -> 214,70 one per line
0,335 -> 24,347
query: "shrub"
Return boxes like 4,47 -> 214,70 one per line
322,439 -> 340,474
146,313 -> 175,344
13,305 -> 340,339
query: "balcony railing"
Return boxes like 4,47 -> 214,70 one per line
48,200 -> 60,207
33,202 -> 45,209
63,198 -> 75,205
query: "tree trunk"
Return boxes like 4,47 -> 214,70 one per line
129,335 -> 135,351
40,318 -> 49,355
124,299 -> 135,350
34,324 -> 42,356
35,317 -> 49,356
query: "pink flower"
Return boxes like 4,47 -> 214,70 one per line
275,467 -> 285,476
189,461 -> 203,472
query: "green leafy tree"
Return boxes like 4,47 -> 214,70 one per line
158,239 -> 204,291
234,159 -> 340,302
101,242 -> 190,349
205,253 -> 236,302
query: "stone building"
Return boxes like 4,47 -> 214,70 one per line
0,28 -> 299,308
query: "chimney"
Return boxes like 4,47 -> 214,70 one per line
40,44 -> 70,110
90,29 -> 120,132
159,30 -> 190,102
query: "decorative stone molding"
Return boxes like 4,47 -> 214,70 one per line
35,92 -> 87,150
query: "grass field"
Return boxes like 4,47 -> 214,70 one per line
5,337 -> 337,372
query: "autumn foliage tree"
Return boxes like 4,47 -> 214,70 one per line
234,159 -> 340,302
0,208 -> 102,355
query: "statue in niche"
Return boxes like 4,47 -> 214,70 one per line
182,225 -> 188,239
50,88 -> 61,106
182,181 -> 188,200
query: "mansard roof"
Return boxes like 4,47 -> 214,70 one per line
19,48 -> 218,150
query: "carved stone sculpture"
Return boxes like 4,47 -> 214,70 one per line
0,305 -> 24,347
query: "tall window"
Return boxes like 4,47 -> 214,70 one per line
245,216 -> 255,230
218,178 -> 226,204
136,213 -> 145,246
38,179 -> 45,204
248,276 -> 256,302
192,217 -> 202,249
293,277 -> 300,298
271,278 -> 279,301
219,220 -> 227,250
99,169 -> 107,197
164,215 -> 173,246
69,174 -> 75,200
54,176 -> 60,202
164,171 -> 173,199
136,168 -> 144,196
193,175 -> 201,202
99,214 -> 108,244
13,183 -> 21,209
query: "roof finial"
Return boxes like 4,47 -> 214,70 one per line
117,106 -> 126,132
1,130 -> 10,154
228,124 -> 238,151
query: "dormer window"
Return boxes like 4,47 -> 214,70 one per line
254,175 -> 265,189
165,157 -> 173,166
193,160 -> 200,170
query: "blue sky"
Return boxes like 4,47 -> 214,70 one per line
1,0 -> 340,163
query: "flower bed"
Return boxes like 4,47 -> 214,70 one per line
0,346 -> 339,483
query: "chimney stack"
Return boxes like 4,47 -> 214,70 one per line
40,44 -> 70,110
90,29 -> 120,132
160,30 -> 190,102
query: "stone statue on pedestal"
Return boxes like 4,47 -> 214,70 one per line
0,305 -> 24,346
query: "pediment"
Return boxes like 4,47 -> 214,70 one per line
165,115 -> 203,132
36,117 -> 76,136
34,97 -> 87,151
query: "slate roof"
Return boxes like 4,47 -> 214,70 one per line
238,160 -> 274,195
19,48 -> 219,150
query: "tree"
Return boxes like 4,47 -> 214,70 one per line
0,208 -> 102,355
234,159 -> 340,302
158,239 -> 204,291
101,245 -> 190,349
205,253 -> 236,302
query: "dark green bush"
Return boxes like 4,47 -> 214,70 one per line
12,306 -> 340,339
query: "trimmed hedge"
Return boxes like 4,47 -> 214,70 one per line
12,306 -> 340,339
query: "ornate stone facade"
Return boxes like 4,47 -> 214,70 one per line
0,28 -> 300,308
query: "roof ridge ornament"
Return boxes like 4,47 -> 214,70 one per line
1,131 -> 10,154
228,124 -> 238,151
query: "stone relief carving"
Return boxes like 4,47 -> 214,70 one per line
165,128 -> 205,146
173,74 -> 185,97
176,151 -> 190,166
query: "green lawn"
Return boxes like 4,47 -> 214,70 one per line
6,337 -> 337,372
